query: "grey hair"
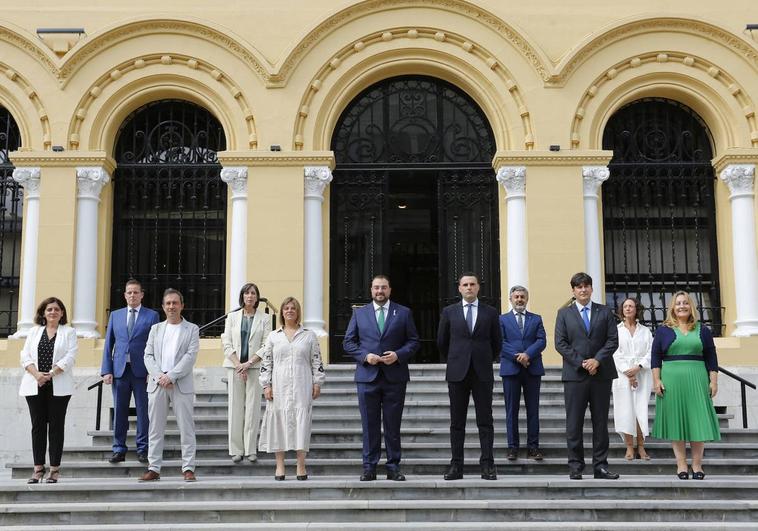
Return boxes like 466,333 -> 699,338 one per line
509,285 -> 529,296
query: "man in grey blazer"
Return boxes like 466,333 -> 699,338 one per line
140,288 -> 200,482
555,272 -> 619,480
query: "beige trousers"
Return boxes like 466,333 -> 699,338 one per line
227,367 -> 263,456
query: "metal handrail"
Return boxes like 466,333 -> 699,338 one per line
718,366 -> 757,429
87,299 -> 278,429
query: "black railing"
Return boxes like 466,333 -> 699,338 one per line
718,366 -> 757,429
88,299 -> 278,429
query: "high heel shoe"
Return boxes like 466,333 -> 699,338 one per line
45,467 -> 60,483
692,470 -> 705,480
297,474 -> 308,481
274,474 -> 285,481
677,470 -> 689,480
637,449 -> 650,460
624,447 -> 635,461
27,466 -> 45,484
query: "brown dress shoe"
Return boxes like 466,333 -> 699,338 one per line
183,470 -> 197,482
139,470 -> 160,482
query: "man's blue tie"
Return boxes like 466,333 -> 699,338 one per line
127,308 -> 136,337
465,303 -> 474,333
581,306 -> 590,333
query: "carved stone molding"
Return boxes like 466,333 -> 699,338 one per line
720,164 -> 755,197
76,167 -> 111,200
495,166 -> 526,197
582,166 -> 610,196
0,62 -> 52,149
12,167 -> 41,199
556,17 -> 758,87
304,166 -> 333,199
220,166 -> 249,197
218,151 -> 335,168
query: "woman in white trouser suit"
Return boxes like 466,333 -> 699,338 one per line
612,298 -> 653,460
221,283 -> 272,463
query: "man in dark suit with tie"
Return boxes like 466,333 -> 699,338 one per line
555,272 -> 619,480
438,273 -> 503,480
499,285 -> 547,461
101,279 -> 160,464
343,275 -> 420,481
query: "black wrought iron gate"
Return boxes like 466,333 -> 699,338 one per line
329,76 -> 500,362
602,98 -> 722,334
0,107 -> 22,337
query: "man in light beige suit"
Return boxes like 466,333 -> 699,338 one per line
140,288 -> 200,482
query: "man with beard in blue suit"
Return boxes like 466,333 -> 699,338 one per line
499,285 -> 547,462
343,275 -> 420,481
101,279 -> 160,464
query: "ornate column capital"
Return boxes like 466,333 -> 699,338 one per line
495,166 -> 526,198
720,164 -> 755,198
220,166 -> 249,198
304,166 -> 333,200
12,167 -> 41,199
582,165 -> 610,197
76,167 -> 111,200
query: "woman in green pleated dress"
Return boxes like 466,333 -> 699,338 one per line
651,291 -> 720,480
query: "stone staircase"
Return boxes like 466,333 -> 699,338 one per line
3,365 -> 758,529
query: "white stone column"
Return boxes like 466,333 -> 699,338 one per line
10,167 -> 41,338
582,166 -> 610,303
720,164 -> 758,336
72,167 -> 110,338
221,166 -> 249,311
496,166 -> 528,290
303,166 -> 332,336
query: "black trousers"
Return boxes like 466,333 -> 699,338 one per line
563,378 -> 612,472
25,383 -> 71,467
448,364 -> 494,466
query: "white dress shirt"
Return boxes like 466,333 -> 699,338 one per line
575,301 -> 592,324
372,301 -> 391,325
461,298 -> 479,328
125,305 -> 141,362
160,322 -> 182,372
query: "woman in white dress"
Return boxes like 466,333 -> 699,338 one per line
259,297 -> 325,480
612,298 -> 653,460
221,282 -> 272,463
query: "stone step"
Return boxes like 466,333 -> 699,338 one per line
9,457 -> 758,479
1,498 -> 756,526
42,440 -> 758,461
4,524 -> 758,531
1,476 -> 757,504
87,426 -> 754,447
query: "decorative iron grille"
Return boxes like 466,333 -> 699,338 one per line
111,100 -> 227,335
330,76 -> 500,362
0,107 -> 22,337
602,98 -> 723,334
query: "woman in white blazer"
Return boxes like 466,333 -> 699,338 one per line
19,297 -> 78,483
221,283 -> 272,463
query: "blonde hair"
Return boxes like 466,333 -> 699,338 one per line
663,290 -> 699,331
279,296 -> 302,326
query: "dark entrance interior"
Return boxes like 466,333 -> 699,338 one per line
329,76 -> 500,362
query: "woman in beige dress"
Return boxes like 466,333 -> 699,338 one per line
259,297 -> 325,480
221,283 -> 272,463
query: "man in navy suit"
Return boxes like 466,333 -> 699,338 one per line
438,273 -> 503,480
555,272 -> 619,480
343,275 -> 420,481
499,285 -> 547,461
101,279 -> 160,464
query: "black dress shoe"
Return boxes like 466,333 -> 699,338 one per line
360,470 -> 376,481
108,452 -> 126,464
480,464 -> 497,480
386,470 -> 406,481
443,464 -> 463,480
569,470 -> 582,480
505,448 -> 518,461
594,468 -> 620,480
136,453 -> 148,464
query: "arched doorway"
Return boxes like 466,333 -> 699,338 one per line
111,99 -> 227,334
329,76 -> 501,362
602,98 -> 722,334
0,107 -> 22,337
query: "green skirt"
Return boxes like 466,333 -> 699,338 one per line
652,359 -> 721,442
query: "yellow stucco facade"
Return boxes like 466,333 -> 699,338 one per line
1,0 -> 758,367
